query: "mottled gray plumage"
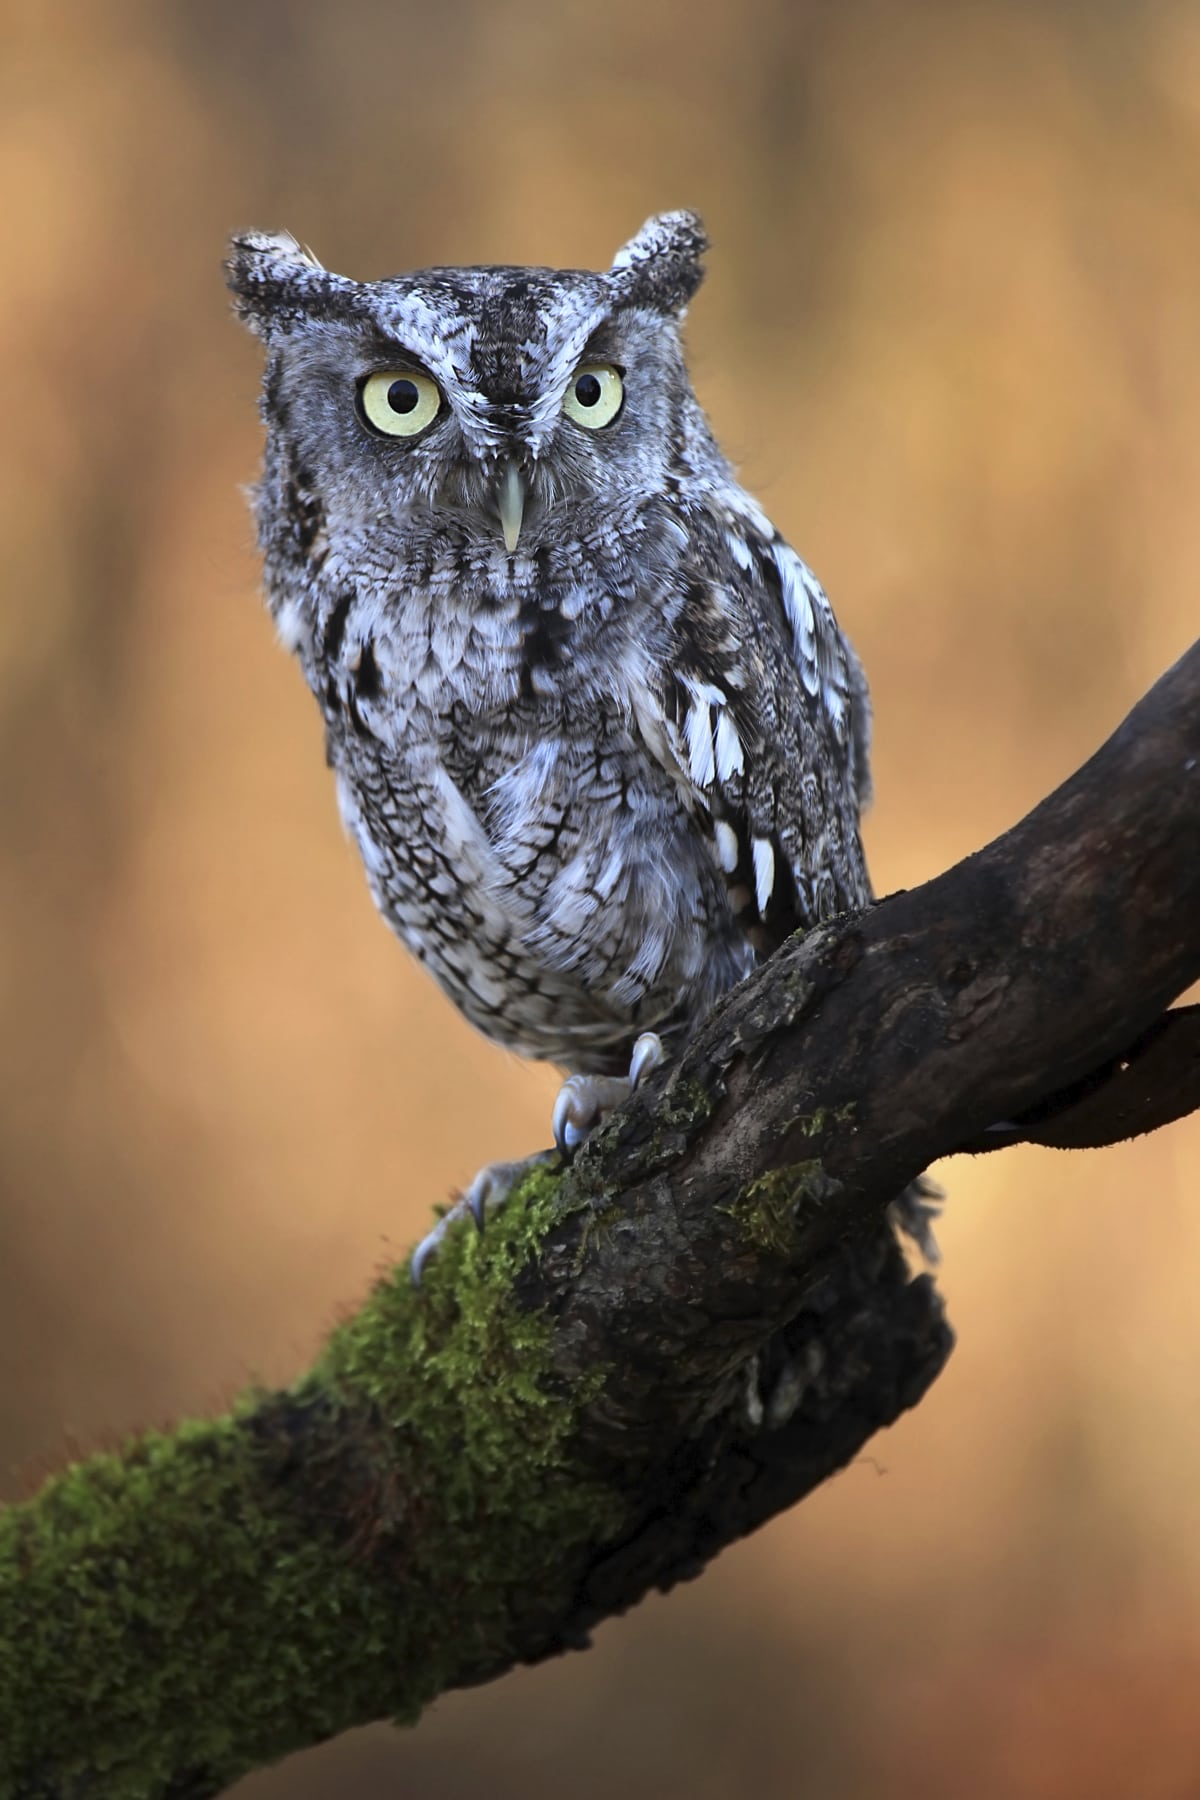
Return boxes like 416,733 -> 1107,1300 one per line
227,213 -> 876,1092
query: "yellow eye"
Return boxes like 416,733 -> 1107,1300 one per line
359,369 -> 442,437
563,363 -> 624,429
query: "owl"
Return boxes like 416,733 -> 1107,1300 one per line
226,212 -> 934,1275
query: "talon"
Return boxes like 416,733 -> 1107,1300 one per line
411,1151 -> 555,1286
462,1168 -> 494,1230
552,1075 -> 597,1158
411,1213 -> 453,1287
628,1030 -> 665,1089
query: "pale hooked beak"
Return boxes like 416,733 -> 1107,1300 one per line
497,460 -> 526,553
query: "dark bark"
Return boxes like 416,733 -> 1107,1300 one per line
962,1003 -> 1200,1150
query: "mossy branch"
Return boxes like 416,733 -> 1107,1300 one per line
1,640 -> 1197,1799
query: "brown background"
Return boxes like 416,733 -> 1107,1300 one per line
2,1 -> 1199,1794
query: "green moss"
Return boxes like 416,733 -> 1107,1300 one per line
574,1199 -> 624,1266
719,1103 -> 855,1258
0,1161 -> 624,1797
0,1416 -> 406,1797
784,1101 -> 856,1139
630,1074 -> 715,1174
727,1160 -> 841,1256
655,1075 -> 715,1132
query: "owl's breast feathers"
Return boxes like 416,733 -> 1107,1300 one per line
303,490 -> 870,1068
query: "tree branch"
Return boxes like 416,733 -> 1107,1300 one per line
2,641 -> 1197,1800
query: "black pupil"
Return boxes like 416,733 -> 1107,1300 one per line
386,378 -> 420,415
575,372 -> 603,408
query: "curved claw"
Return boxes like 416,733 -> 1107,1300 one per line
462,1166 -> 498,1229
411,1211 -> 454,1287
411,1179 -> 497,1286
552,1075 -> 598,1157
629,1031 -> 665,1089
411,1152 -> 556,1287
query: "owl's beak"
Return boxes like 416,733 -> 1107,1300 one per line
497,461 -> 525,553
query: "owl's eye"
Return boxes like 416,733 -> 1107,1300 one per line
563,363 -> 624,429
359,370 -> 442,438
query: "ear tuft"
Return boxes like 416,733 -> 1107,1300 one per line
608,210 -> 709,315
225,231 -> 349,339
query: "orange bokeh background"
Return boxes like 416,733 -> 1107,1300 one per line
2,2 -> 1198,1794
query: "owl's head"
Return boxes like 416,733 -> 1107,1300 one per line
226,212 -> 709,559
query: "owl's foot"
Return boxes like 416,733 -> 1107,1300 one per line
888,1174 -> 944,1263
410,1150 -> 557,1286
551,1031 -> 666,1155
410,1032 -> 666,1286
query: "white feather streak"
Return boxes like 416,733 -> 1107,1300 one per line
775,546 -> 821,698
714,709 -> 744,780
714,819 -> 739,873
752,837 -> 775,916
682,678 -> 726,789
685,696 -> 715,787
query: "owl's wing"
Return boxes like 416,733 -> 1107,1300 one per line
640,507 -> 873,955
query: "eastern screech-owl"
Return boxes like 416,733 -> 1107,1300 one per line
226,212 -> 917,1271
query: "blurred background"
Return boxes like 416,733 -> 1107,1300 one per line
2,0 -> 1199,1793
